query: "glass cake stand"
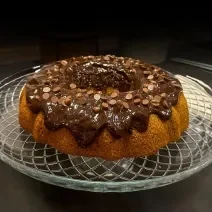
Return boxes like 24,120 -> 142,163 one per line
0,65 -> 212,193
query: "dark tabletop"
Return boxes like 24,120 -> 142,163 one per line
0,60 -> 212,212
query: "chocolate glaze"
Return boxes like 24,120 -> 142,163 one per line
25,55 -> 182,147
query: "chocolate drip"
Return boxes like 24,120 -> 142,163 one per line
107,109 -> 132,139
25,55 -> 182,147
131,111 -> 149,132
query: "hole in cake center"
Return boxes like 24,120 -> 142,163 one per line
70,62 -> 139,92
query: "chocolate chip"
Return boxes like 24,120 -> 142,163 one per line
114,89 -> 120,95
93,106 -> 101,113
94,94 -> 101,101
147,84 -> 154,91
117,100 -> 123,105
87,90 -> 94,95
42,93 -> 50,100
43,87 -> 51,93
51,96 -> 58,104
154,95 -> 161,102
153,72 -> 159,78
125,93 -> 133,100
152,102 -> 160,107
111,92 -> 118,98
59,68 -> 65,75
142,99 -> 149,105
70,83 -> 77,89
153,68 -> 160,73
62,98 -> 68,107
143,83 -> 148,88
68,67 -> 73,72
130,69 -> 136,74
54,65 -> 59,69
58,97 -> 65,105
148,95 -> 153,100
161,93 -> 166,98
104,55 -> 110,61
58,99 -> 66,106
134,98 -> 141,104
61,60 -> 68,66
46,70 -> 51,75
52,78 -> 59,83
77,88 -> 82,93
76,93 -> 82,98
147,75 -> 154,80
81,89 -> 87,93
123,102 -> 129,109
72,61 -> 79,66
146,67 -> 152,71
144,71 -> 151,75
100,95 -> 108,100
53,86 -> 60,92
102,102 -> 109,109
77,98 -> 86,105
143,88 -> 149,93
134,94 -> 141,99
125,60 -> 131,68
65,96 -> 72,106
54,67 -> 59,72
109,99 -> 117,105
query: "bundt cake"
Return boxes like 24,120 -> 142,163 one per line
19,55 -> 189,160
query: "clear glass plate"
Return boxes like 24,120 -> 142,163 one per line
0,66 -> 212,192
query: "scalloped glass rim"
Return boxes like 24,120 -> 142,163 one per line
0,65 -> 212,192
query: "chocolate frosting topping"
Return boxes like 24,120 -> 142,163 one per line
25,55 -> 182,147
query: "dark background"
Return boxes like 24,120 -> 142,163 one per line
1,14 -> 212,211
